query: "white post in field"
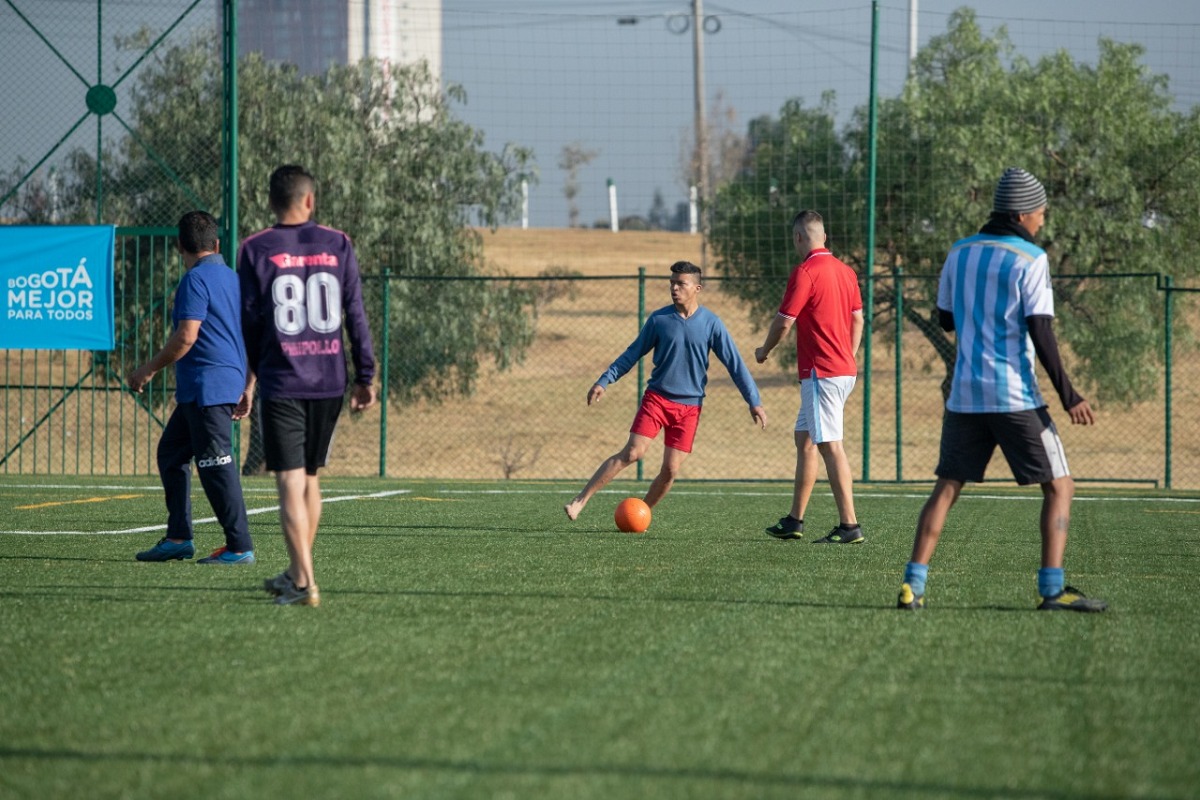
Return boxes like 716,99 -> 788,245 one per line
521,179 -> 529,229
608,178 -> 619,232
688,185 -> 698,234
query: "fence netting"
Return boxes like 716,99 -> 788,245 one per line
2,3 -> 1199,487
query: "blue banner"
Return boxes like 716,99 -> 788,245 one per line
1,225 -> 116,350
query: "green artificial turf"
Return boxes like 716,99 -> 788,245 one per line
1,477 -> 1197,799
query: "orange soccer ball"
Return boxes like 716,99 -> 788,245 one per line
614,497 -> 652,533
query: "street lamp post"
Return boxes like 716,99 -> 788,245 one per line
692,0 -> 708,223
621,5 -> 718,253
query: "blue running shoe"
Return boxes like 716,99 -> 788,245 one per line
197,547 -> 256,565
136,538 -> 195,562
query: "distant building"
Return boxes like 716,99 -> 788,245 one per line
235,0 -> 442,78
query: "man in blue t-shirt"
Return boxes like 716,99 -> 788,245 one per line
564,261 -> 767,521
128,211 -> 255,564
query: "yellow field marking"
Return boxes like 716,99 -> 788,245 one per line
16,494 -> 142,510
403,497 -> 464,503
1145,509 -> 1200,515
4,489 -> 412,535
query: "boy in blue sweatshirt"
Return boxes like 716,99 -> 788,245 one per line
565,261 -> 767,521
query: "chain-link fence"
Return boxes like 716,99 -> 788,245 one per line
11,256 -> 1196,485
341,269 -> 1200,488
3,3 -> 1199,486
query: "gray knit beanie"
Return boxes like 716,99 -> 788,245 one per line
993,167 -> 1047,214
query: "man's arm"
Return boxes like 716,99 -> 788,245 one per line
341,245 -> 376,390
127,320 -> 201,393
596,317 -> 657,390
850,309 -> 864,360
233,370 -> 256,420
1027,315 -> 1093,425
588,318 -> 658,406
238,251 -> 264,378
755,313 -> 795,363
708,319 -> 766,429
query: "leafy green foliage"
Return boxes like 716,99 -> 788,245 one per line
53,32 -> 539,404
710,92 -> 850,292
711,10 -> 1200,405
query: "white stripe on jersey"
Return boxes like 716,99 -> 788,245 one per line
939,235 -> 1054,413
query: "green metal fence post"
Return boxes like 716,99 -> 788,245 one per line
862,0 -> 880,482
222,0 -> 240,462
894,265 -> 903,480
637,266 -> 646,482
1164,274 -> 1173,489
95,2 -> 102,223
380,266 -> 391,477
223,0 -> 238,252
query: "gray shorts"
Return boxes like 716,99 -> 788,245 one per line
935,407 -> 1070,485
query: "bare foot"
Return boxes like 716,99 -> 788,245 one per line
564,498 -> 585,520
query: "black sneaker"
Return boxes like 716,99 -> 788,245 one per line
764,516 -> 804,540
897,582 -> 924,610
263,571 -> 293,596
1037,585 -> 1108,612
812,525 -> 865,544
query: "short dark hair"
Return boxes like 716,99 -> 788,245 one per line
792,209 -> 823,233
670,260 -> 702,282
177,210 -> 219,254
269,164 -> 315,213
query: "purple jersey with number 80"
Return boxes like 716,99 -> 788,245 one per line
238,221 -> 376,400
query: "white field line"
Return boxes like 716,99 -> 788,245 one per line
435,488 -> 1200,504
0,483 -> 379,495
1,489 -> 411,536
4,483 -> 1198,536
4,482 -> 1197,504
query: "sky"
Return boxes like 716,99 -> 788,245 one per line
440,0 -> 1200,228
2,1 -> 1198,229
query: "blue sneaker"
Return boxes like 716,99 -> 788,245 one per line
136,538 -> 195,562
197,547 -> 256,565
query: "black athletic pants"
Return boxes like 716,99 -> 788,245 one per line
157,402 -> 253,552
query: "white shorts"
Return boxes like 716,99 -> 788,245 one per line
794,375 -> 856,443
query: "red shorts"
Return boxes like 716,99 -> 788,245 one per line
630,390 -> 702,453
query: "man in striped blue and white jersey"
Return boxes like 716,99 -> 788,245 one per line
897,167 -> 1107,613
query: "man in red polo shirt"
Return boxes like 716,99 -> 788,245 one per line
755,210 -> 865,543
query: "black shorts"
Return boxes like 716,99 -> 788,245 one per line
261,397 -> 344,475
935,407 -> 1070,486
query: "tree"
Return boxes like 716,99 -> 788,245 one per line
678,89 -> 749,203
710,10 -> 1200,405
54,31 -> 540,405
558,142 -> 599,228
709,91 -> 850,285
0,163 -> 77,224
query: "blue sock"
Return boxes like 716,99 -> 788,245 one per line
904,562 -> 929,596
1038,567 -> 1064,598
